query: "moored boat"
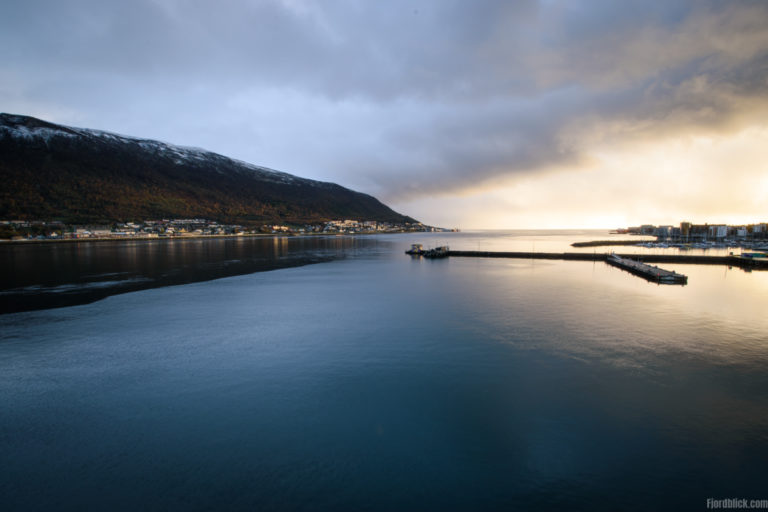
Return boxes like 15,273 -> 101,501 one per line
405,243 -> 424,255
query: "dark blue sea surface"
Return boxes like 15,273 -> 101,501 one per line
1,231 -> 767,510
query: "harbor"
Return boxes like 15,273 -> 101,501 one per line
407,245 -> 768,285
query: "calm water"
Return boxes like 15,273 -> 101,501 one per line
0,236 -> 366,313
2,231 -> 768,510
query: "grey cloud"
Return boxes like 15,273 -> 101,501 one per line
2,0 -> 767,202
352,1 -> 768,199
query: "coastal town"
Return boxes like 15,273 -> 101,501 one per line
0,218 -> 456,241
618,221 -> 768,241
613,221 -> 768,251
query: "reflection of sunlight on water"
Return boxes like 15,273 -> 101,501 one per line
438,229 -> 758,258
439,229 -> 614,252
443,256 -> 768,374
670,265 -> 768,327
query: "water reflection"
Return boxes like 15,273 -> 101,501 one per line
0,236 -> 389,313
439,256 -> 768,370
434,229 -> 755,258
3,230 -> 766,316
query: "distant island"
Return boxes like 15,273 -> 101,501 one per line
0,113 -> 418,231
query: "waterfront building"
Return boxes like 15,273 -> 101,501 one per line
680,222 -> 691,239
655,226 -> 673,238
708,225 -> 728,239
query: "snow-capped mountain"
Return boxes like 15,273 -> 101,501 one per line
0,113 -> 415,225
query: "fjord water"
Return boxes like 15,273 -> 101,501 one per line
0,236 -> 358,313
2,231 -> 768,510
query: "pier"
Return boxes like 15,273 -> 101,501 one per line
606,253 -> 687,284
442,250 -> 768,268
407,248 -> 768,284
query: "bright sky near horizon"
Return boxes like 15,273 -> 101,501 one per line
2,1 -> 767,229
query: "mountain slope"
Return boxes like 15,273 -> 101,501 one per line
0,113 -> 415,225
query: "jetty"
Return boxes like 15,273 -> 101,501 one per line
606,253 -> 687,284
406,247 -> 768,284
437,250 -> 768,268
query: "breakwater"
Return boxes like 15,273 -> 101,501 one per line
570,240 -> 644,248
445,251 -> 768,270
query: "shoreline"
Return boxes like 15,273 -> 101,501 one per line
0,230 -> 429,246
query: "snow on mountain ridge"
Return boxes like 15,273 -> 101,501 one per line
0,114 -> 331,187
0,123 -> 79,142
74,127 -> 304,185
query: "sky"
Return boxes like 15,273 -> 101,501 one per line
2,0 -> 767,229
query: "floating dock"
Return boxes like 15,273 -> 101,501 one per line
606,253 -> 687,284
